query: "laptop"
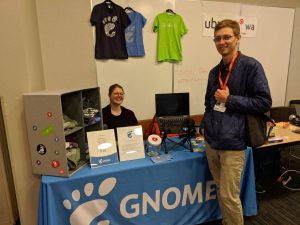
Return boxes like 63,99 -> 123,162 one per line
155,93 -> 190,134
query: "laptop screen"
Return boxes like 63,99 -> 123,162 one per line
155,93 -> 189,117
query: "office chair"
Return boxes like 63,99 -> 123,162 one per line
269,106 -> 296,122
290,100 -> 300,116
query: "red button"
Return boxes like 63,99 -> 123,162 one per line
52,160 -> 60,168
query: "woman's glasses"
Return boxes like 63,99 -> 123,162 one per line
112,92 -> 125,96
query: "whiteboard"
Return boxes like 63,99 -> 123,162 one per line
92,0 -> 294,120
174,0 -> 241,116
174,0 -> 294,114
240,5 -> 294,107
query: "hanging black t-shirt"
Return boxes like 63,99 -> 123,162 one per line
90,2 -> 131,59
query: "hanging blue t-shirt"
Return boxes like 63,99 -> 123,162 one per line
125,11 -> 147,57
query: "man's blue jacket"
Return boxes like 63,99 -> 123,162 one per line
201,52 -> 272,150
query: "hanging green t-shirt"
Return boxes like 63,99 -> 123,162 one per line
153,12 -> 188,62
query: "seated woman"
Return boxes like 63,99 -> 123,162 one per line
102,83 -> 138,129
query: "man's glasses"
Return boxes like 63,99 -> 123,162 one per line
213,35 -> 234,43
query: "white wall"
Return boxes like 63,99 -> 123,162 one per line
0,1 -> 300,225
0,0 -> 44,224
36,0 -> 98,90
1,0 -> 98,225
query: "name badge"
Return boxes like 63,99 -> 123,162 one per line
214,102 -> 226,112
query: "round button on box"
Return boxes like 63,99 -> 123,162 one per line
147,134 -> 162,157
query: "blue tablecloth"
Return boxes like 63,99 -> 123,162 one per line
38,144 -> 257,225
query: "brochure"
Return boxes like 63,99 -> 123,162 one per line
150,154 -> 173,163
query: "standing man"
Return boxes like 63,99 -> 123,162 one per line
200,19 -> 272,225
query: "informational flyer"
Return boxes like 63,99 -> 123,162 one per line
117,125 -> 145,162
87,129 -> 119,168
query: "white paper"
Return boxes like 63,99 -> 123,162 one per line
87,129 -> 119,168
117,125 -> 145,162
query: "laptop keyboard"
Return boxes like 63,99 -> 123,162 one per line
157,116 -> 190,134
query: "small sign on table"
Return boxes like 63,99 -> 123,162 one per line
117,125 -> 145,162
87,129 -> 119,168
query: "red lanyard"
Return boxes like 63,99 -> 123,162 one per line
218,52 -> 238,90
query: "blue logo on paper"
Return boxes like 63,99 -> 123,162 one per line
127,130 -> 133,138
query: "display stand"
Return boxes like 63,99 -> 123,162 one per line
23,87 -> 102,177
160,117 -> 196,153
161,131 -> 194,153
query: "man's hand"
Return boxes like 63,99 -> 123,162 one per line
214,86 -> 230,103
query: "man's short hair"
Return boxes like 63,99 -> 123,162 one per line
214,19 -> 240,36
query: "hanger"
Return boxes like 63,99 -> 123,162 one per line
166,9 -> 175,15
104,0 -> 114,10
125,6 -> 135,13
